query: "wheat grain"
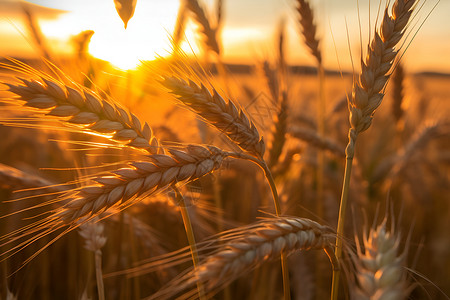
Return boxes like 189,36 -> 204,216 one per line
333,3 -> 419,296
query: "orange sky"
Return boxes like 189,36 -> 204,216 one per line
1,0 -> 449,72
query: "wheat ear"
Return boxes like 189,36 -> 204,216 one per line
173,0 -> 188,49
185,0 -> 220,55
78,219 -> 107,300
333,1 -> 418,298
351,219 -> 409,299
268,91 -> 288,169
149,217 -> 337,299
21,4 -> 52,61
296,0 -> 322,64
161,74 -> 294,298
0,145 -> 228,262
3,75 -> 160,153
161,76 -> 265,159
261,60 -> 280,104
0,163 -> 60,191
56,145 -> 227,223
290,126 -> 346,158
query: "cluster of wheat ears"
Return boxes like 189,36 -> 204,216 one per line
0,0 -> 449,299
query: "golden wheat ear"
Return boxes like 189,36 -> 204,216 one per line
161,76 -> 265,159
185,0 -> 221,55
296,0 -> 322,64
53,144 -> 228,224
2,74 -> 160,154
351,215 -> 411,299
149,216 -> 337,300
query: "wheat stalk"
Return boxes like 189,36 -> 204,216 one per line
161,76 -> 265,159
2,74 -> 160,153
149,216 -> 337,299
78,219 -> 107,300
333,1 -> 418,298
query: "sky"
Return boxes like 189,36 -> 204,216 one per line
0,0 -> 448,72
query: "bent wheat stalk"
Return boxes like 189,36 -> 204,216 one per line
149,217 -> 337,300
332,1 -> 418,298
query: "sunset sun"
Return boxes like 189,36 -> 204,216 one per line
35,0 -> 181,69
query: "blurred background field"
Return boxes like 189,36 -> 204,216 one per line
0,0 -> 449,299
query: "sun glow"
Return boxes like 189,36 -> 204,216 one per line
36,0 -> 181,70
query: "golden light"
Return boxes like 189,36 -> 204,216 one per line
37,0 -> 182,70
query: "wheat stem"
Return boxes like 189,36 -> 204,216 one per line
316,62 -> 326,220
95,250 -> 105,300
175,188 -> 206,300
331,130 -> 356,300
260,161 -> 291,300
227,152 -> 291,299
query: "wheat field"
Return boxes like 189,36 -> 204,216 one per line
0,0 -> 449,299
